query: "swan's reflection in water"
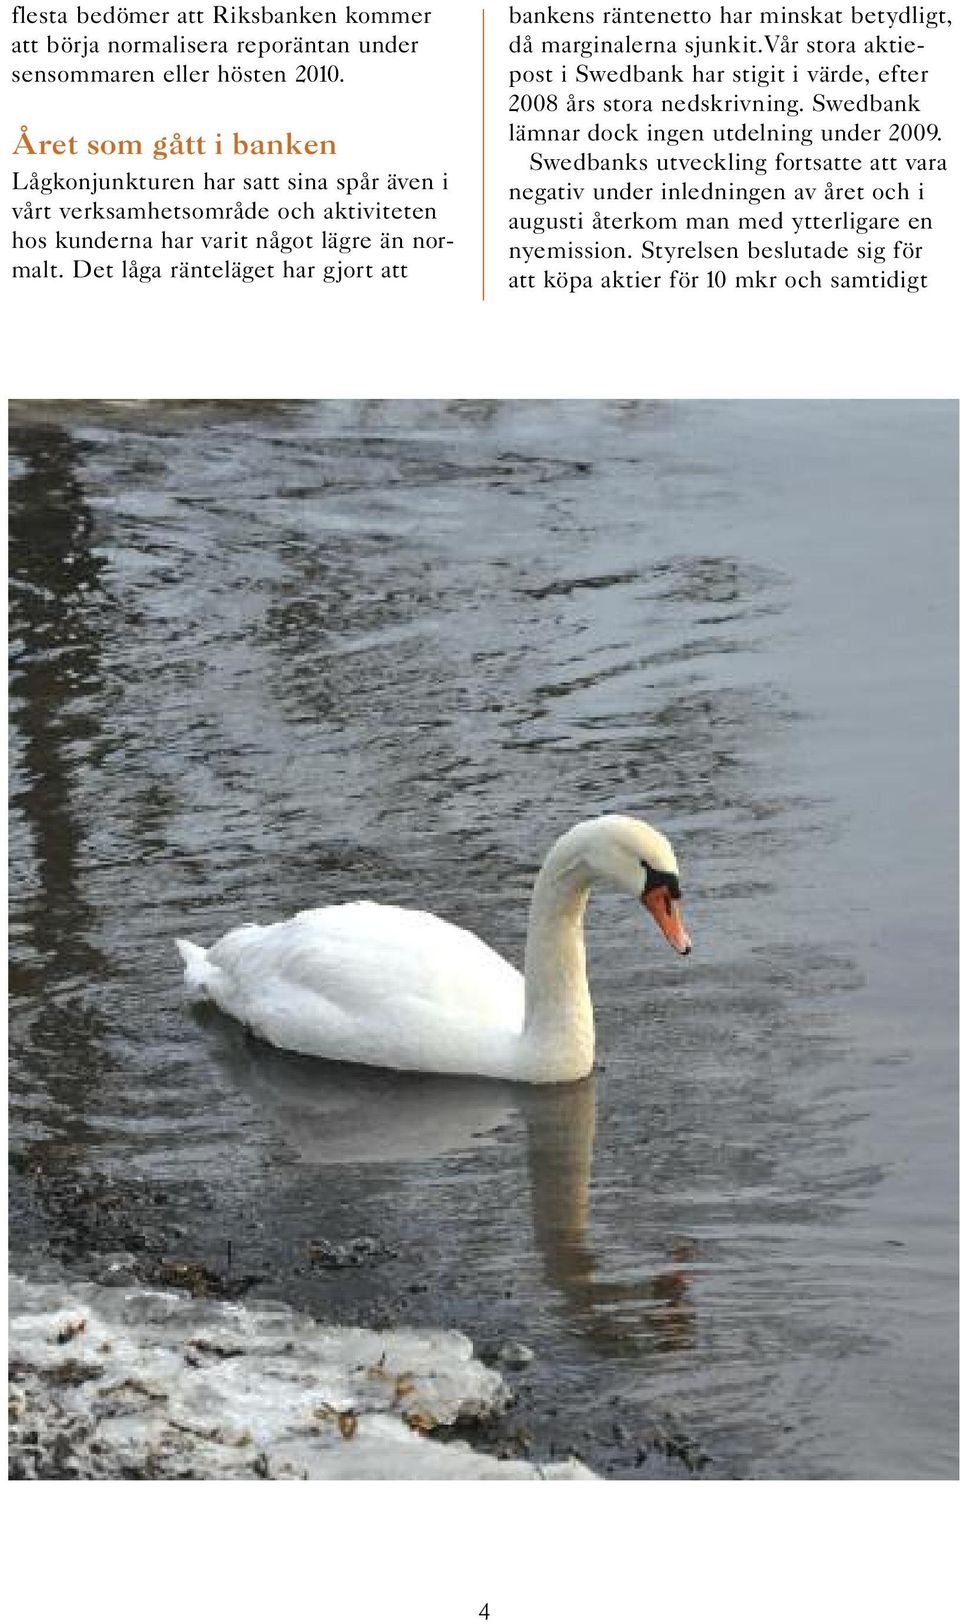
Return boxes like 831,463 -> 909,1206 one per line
519,1078 -> 697,1356
197,1006 -> 518,1164
198,1006 -> 695,1356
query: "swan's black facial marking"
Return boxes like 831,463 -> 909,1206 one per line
641,863 -> 682,902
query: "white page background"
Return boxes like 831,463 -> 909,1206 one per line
4,7 -> 959,396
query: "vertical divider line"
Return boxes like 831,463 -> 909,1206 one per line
482,9 -> 486,301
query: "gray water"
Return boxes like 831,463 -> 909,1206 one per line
8,398 -> 957,1479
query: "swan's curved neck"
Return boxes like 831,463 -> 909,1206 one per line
521,839 -> 595,1075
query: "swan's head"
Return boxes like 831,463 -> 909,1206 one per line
571,815 -> 692,956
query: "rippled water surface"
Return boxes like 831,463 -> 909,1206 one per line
9,399 -> 957,1478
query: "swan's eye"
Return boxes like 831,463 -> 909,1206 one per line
642,865 -> 682,901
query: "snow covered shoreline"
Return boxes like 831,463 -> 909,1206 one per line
8,1274 -> 593,1480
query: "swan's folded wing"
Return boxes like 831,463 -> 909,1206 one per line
214,902 -> 524,1029
287,902 -> 523,1023
200,903 -> 526,1072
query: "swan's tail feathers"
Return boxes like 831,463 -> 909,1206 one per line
176,938 -> 212,997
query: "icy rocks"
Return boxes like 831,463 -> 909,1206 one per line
8,1275 -> 591,1481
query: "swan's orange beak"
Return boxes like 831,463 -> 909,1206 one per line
642,885 -> 692,955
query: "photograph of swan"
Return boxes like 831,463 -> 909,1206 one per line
8,398 -> 957,1486
176,815 -> 690,1082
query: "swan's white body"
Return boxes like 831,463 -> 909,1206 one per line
176,815 -> 689,1085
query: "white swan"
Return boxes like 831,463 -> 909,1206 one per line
176,814 -> 690,1084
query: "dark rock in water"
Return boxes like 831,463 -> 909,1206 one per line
146,1258 -> 261,1300
478,1340 -> 535,1371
